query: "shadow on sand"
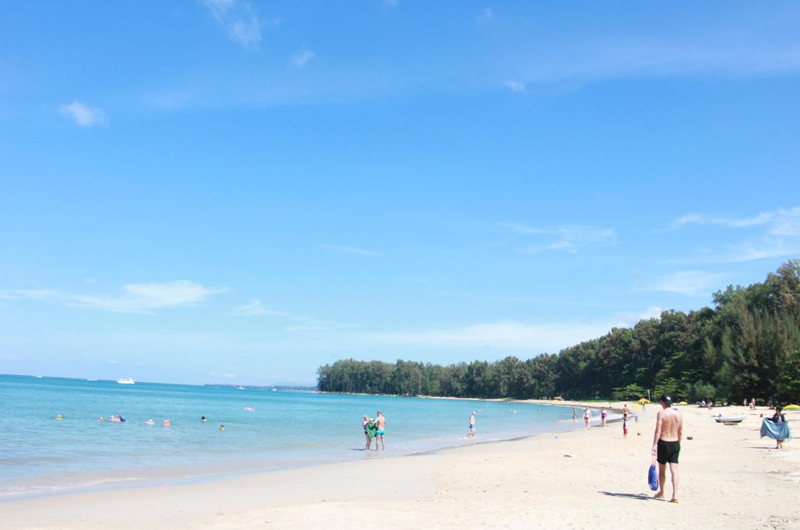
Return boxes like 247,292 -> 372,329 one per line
599,491 -> 652,501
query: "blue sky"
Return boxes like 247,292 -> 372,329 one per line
1,0 -> 799,385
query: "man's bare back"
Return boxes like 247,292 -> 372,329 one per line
651,396 -> 683,503
376,415 -> 385,429
656,407 -> 682,442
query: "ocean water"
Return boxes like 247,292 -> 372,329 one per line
0,374 -> 581,500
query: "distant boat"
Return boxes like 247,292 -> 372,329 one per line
235,386 -> 245,390
86,378 -> 98,382
271,388 -> 278,392
116,379 -> 135,385
35,375 -> 43,379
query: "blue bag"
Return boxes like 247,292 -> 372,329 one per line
648,458 -> 659,491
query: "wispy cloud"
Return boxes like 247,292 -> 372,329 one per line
200,0 -> 262,49
292,49 -> 315,67
383,0 -> 399,8
668,207 -> 800,235
60,101 -> 106,127
666,207 -> 800,263
616,306 -> 663,326
515,41 -> 800,85
361,320 -> 618,352
233,299 -> 291,317
635,271 -> 725,296
503,222 -> 616,254
503,80 -> 526,93
321,244 -> 382,256
9,280 -> 225,314
233,299 -> 352,332
478,8 -> 494,23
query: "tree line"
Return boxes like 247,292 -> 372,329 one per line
317,261 -> 800,403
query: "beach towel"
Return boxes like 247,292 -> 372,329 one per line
366,421 -> 378,439
760,419 -> 791,441
648,457 -> 659,491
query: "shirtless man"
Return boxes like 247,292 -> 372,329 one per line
374,410 -> 386,451
583,407 -> 592,429
467,411 -> 476,438
651,395 -> 683,503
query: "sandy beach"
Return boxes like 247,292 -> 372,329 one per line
1,403 -> 797,530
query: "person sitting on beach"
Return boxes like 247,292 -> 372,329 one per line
768,406 -> 787,449
651,395 -> 683,503
601,407 -> 608,427
467,411 -> 476,438
363,415 -> 372,450
583,407 -> 592,429
374,410 -> 386,451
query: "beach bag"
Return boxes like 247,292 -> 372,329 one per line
648,457 -> 659,491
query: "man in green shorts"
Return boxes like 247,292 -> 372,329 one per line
374,410 -> 386,451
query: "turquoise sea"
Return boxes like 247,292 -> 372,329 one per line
0,374 -> 580,500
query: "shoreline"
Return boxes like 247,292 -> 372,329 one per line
1,398 -> 584,504
1,402 -> 796,529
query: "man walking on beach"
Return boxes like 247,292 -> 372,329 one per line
374,410 -> 386,451
651,394 -> 683,503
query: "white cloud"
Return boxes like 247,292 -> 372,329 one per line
666,207 -> 800,263
504,222 -> 617,254
503,80 -> 526,93
12,280 -> 225,314
616,306 -> 663,326
478,8 -> 494,22
233,299 -> 352,332
292,49 -> 315,67
234,299 -> 291,317
362,320 -> 618,352
636,271 -> 725,296
383,0 -> 399,7
321,244 -> 381,256
224,373 -> 236,378
60,101 -> 106,127
200,0 -> 262,49
668,207 -> 800,232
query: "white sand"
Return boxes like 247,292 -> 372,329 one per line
1,403 -> 797,530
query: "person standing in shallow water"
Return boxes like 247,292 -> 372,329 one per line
467,411 -> 476,438
652,395 -> 683,503
601,407 -> 608,427
363,415 -> 372,451
374,411 -> 386,451
572,408 -> 577,422
583,407 -> 592,429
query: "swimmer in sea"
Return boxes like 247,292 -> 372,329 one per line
219,424 -> 225,432
201,416 -> 207,422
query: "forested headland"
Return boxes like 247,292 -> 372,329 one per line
317,262 -> 800,403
